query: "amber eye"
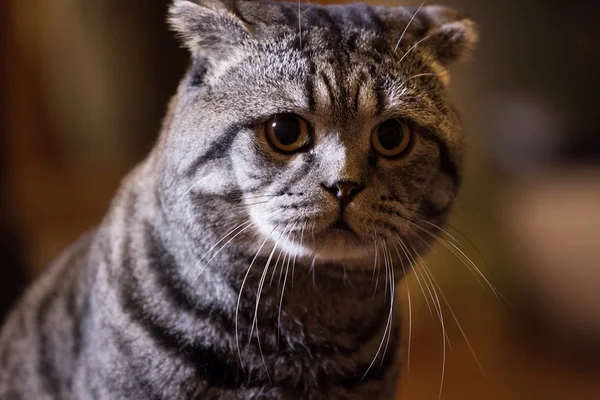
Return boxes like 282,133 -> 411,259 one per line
371,119 -> 413,157
266,114 -> 310,153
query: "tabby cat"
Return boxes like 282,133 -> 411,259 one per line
0,1 -> 477,398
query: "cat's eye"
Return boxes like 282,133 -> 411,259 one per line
371,119 -> 413,157
266,114 -> 310,153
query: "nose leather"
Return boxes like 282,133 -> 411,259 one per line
322,181 -> 364,208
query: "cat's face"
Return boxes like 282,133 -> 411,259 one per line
163,0 -> 476,265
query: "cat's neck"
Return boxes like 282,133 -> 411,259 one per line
158,211 -> 392,346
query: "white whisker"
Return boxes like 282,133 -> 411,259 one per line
392,235 -> 434,317
419,260 -> 485,375
397,234 -> 452,348
269,247 -> 285,286
391,241 -> 412,373
361,239 -> 395,382
402,72 -> 438,85
176,180 -> 201,206
412,221 -> 502,299
188,219 -> 254,283
408,228 -> 486,376
394,1 -> 427,52
249,223 -> 292,384
235,224 -> 279,370
309,253 -> 317,289
298,0 -> 302,48
277,220 -> 299,342
398,35 -> 432,66
380,245 -> 396,367
418,261 -> 447,399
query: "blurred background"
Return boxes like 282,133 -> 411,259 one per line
1,0 -> 599,398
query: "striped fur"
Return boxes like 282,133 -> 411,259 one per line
0,1 -> 477,399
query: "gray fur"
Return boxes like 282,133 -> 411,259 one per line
0,1 -> 477,399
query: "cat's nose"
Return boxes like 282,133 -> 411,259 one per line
321,181 -> 364,207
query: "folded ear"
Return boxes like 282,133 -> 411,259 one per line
168,0 -> 249,56
419,5 -> 478,66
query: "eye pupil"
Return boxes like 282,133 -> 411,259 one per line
371,118 -> 413,157
377,120 -> 405,150
272,116 -> 301,146
266,114 -> 310,153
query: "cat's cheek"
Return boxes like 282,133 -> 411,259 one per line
427,173 -> 457,212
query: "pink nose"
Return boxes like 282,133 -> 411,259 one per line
321,181 -> 364,207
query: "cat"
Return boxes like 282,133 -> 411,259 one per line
0,1 -> 477,399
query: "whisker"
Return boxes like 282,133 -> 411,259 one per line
398,237 -> 452,349
235,224 -> 279,371
249,223 -> 292,385
361,239 -> 395,382
370,229 -> 379,284
421,254 -> 485,376
453,201 -> 523,244
398,35 -> 432,65
242,193 -> 283,200
419,223 -> 502,300
250,224 -> 291,342
185,219 -> 254,282
176,179 -> 202,206
299,221 -> 307,255
230,200 -> 272,210
269,219 -> 300,288
278,247 -> 293,343
276,220 -> 298,294
383,243 -> 389,299
391,241 -> 412,373
291,235 -> 300,288
394,211 -> 504,300
372,235 -> 383,298
379,244 -> 396,368
401,72 -> 439,85
310,253 -> 317,289
452,201 -> 537,280
408,230 -> 486,376
269,247 -> 285,287
393,235 -> 435,317
298,0 -> 302,49
277,248 -> 289,296
415,258 -> 448,399
437,221 -> 504,295
394,1 -> 427,52
399,234 -> 452,354
277,220 -> 300,343
402,209 -> 495,281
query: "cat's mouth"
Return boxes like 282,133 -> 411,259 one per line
329,219 -> 353,232
328,218 -> 359,237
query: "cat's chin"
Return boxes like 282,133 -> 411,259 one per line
271,228 -> 374,264
313,230 -> 366,259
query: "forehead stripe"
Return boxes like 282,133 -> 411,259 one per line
319,71 -> 336,109
304,61 -> 317,113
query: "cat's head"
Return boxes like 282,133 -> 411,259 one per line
160,0 -> 477,265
